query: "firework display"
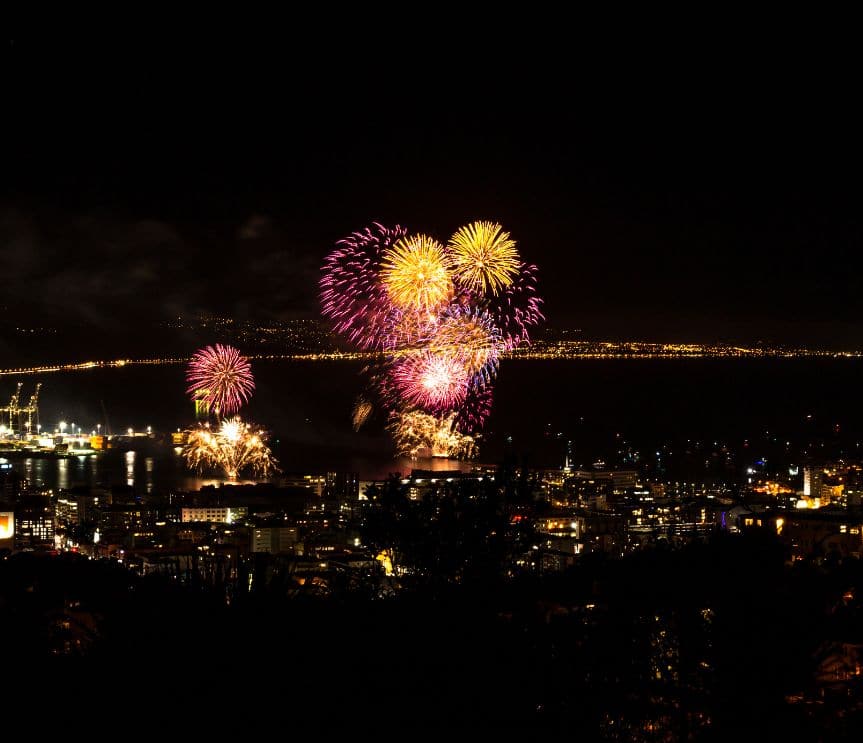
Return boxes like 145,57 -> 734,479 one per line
394,351 -> 471,411
183,417 -> 279,479
352,396 -> 373,432
381,234 -> 452,311
321,220 -> 543,458
446,221 -> 519,295
320,223 -> 408,349
186,344 -> 255,416
388,410 -> 477,459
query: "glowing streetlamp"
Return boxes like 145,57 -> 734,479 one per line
59,421 -> 67,434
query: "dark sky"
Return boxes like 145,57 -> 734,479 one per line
3,37 -> 862,346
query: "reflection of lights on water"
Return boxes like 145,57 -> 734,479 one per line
57,458 -> 69,491
125,450 -> 135,487
146,457 -> 154,494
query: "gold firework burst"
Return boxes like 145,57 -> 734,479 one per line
183,417 -> 279,479
381,234 -> 453,311
446,221 -> 520,295
388,410 -> 477,459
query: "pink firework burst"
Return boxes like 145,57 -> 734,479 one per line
454,382 -> 494,433
484,262 -> 545,349
320,223 -> 408,349
186,344 -> 255,416
394,352 -> 470,412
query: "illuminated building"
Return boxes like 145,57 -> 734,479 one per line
534,512 -> 584,569
803,466 -> 821,498
0,510 -> 14,551
0,463 -> 23,501
325,471 -> 359,500
97,504 -> 158,532
251,526 -> 299,554
181,506 -> 247,524
55,496 -> 79,531
778,510 -> 863,560
845,466 -> 863,508
14,496 -> 55,549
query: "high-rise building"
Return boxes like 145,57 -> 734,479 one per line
803,466 -> 822,498
15,496 -> 55,550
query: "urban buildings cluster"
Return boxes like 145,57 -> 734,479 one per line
2,439 -> 862,730
2,448 -> 862,584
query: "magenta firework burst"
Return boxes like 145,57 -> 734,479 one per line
186,344 -> 255,416
484,262 -> 545,349
320,222 -> 408,349
320,221 -> 544,457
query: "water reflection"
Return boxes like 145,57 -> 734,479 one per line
145,456 -> 154,494
57,458 -> 69,491
6,447 -> 474,497
125,450 -> 135,487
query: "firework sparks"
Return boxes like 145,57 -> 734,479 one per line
321,219 -> 543,453
381,234 -> 452,311
484,262 -> 545,349
183,417 -> 279,479
447,220 -> 520,295
425,305 -> 503,378
320,223 -> 408,349
352,396 -> 373,431
186,344 -> 255,417
454,381 -> 494,433
394,352 -> 470,412
388,410 -> 477,459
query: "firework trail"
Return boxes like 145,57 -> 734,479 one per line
186,344 -> 255,417
352,396 -> 373,431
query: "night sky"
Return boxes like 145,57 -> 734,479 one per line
3,38 -> 862,346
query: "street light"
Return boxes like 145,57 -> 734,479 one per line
59,421 -> 67,434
